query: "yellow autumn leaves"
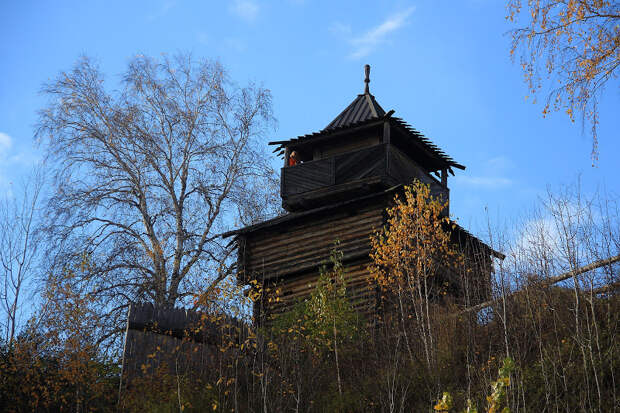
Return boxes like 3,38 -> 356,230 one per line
369,180 -> 463,291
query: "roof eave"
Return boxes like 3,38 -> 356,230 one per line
268,115 -> 390,155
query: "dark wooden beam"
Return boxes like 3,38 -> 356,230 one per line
288,119 -> 385,150
383,121 -> 391,144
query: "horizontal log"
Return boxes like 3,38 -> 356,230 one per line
247,213 -> 382,257
461,254 -> 620,314
273,266 -> 371,295
591,281 -> 620,295
247,206 -> 382,248
247,230 -> 378,271
249,245 -> 372,279
261,261 -> 377,315
272,273 -> 373,304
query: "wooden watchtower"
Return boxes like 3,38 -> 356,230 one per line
224,66 -> 501,320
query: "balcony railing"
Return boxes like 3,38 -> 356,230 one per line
281,144 -> 448,207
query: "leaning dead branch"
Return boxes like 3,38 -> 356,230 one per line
462,254 -> 620,315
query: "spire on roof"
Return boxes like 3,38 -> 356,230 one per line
323,64 -> 386,131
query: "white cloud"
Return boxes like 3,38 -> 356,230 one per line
0,132 -> 41,189
517,216 -> 560,251
510,215 -> 570,274
230,0 -> 259,21
506,196 -> 601,280
0,132 -> 12,153
346,7 -> 415,59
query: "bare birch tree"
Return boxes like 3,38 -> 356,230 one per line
0,169 -> 43,348
36,54 -> 278,345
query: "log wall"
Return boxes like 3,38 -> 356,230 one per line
241,199 -> 388,319
236,191 -> 494,323
243,201 -> 386,281
262,259 -> 378,320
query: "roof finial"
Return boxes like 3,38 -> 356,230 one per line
364,64 -> 370,94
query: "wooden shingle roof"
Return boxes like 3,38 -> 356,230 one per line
324,93 -> 386,131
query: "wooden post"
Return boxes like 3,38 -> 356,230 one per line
383,121 -> 390,144
237,236 -> 247,281
441,168 -> 447,187
313,147 -> 321,160
281,148 -> 289,198
384,122 -> 391,176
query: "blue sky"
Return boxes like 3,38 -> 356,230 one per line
1,0 -> 619,236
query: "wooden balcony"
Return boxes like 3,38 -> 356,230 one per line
281,143 -> 448,211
